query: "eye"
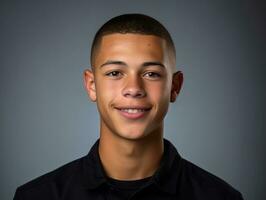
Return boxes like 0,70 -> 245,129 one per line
144,72 -> 161,79
106,71 -> 122,77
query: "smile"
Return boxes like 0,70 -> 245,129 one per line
120,108 -> 147,113
115,107 -> 151,119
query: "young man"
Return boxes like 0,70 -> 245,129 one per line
14,14 -> 243,200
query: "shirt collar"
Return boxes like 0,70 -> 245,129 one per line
81,139 -> 107,189
80,138 -> 182,194
152,139 -> 183,194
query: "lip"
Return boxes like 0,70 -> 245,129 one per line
115,107 -> 151,120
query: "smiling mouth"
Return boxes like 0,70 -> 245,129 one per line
119,108 -> 150,113
115,107 -> 151,119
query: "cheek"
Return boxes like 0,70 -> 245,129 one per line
96,80 -> 121,103
148,81 -> 171,102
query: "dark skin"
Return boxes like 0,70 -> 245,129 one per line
84,33 -> 183,180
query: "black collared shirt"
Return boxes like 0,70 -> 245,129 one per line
14,139 -> 244,200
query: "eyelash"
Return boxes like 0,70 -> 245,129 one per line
105,71 -> 122,77
143,72 -> 161,78
105,71 -> 162,79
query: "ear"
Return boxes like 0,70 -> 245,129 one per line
170,71 -> 183,102
83,69 -> 97,102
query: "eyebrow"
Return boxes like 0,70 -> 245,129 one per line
100,60 -> 126,68
100,60 -> 165,68
143,61 -> 165,68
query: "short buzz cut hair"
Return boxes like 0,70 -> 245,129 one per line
90,13 -> 176,68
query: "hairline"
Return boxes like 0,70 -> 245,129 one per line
90,32 -> 176,71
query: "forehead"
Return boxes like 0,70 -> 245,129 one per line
95,33 -> 169,64
101,33 -> 166,47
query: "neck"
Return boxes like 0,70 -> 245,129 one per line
99,126 -> 164,180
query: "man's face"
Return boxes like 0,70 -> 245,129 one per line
84,33 -> 182,141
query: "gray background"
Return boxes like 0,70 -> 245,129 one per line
1,0 -> 265,199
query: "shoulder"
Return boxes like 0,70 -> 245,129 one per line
14,156 -> 85,199
180,158 -> 243,199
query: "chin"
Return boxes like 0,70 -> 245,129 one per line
115,129 -> 151,141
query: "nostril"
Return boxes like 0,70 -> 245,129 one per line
123,89 -> 146,98
122,77 -> 146,98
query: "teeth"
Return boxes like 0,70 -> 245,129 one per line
121,108 -> 146,113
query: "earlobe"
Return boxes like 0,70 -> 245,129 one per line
170,71 -> 183,103
83,69 -> 97,102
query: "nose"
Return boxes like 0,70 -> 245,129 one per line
122,75 -> 146,98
